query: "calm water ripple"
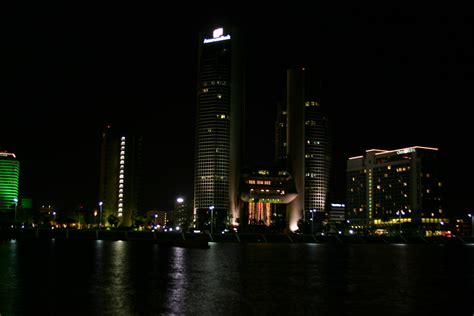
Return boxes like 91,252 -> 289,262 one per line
0,240 -> 473,315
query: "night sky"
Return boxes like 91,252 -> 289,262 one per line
2,4 -> 473,215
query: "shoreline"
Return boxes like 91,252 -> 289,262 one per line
2,228 -> 473,247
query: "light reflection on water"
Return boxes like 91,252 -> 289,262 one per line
0,241 -> 473,315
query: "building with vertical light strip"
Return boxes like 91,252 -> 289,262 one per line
0,152 -> 20,219
99,126 -> 143,227
193,27 -> 244,231
346,146 -> 444,235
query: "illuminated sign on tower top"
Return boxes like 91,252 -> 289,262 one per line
203,27 -> 231,44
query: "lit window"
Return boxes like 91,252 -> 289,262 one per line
121,137 -> 126,140
119,175 -> 124,179
120,160 -> 125,164
121,142 -> 126,146
120,156 -> 125,160
119,179 -> 124,184
217,94 -> 222,99
120,151 -> 125,155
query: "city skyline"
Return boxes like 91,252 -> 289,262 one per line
2,4 -> 473,215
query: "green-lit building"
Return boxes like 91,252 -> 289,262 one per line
0,152 -> 20,219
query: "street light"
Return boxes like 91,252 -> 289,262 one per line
52,211 -> 56,226
396,210 -> 405,234
13,198 -> 18,222
98,201 -> 103,229
310,209 -> 315,234
209,206 -> 214,235
468,213 -> 473,237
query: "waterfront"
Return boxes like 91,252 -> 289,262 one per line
0,240 -> 473,315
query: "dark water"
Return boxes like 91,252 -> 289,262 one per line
0,240 -> 473,315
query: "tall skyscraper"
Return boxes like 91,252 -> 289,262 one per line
193,27 -> 244,231
346,146 -> 444,234
304,100 -> 331,229
283,69 -> 331,232
275,101 -> 288,164
99,126 -> 143,227
0,152 -> 20,220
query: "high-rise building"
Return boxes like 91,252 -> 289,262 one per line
346,146 -> 444,234
0,152 -> 20,220
174,197 -> 193,231
275,102 -> 288,164
280,69 -> 331,232
304,100 -> 331,229
99,126 -> 143,227
193,27 -> 244,231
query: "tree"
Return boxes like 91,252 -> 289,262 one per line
133,214 -> 145,229
108,214 -> 119,228
297,219 -> 305,233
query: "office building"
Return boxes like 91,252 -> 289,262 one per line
193,27 -> 244,231
0,152 -> 20,220
304,100 -> 331,230
99,126 -> 143,227
346,146 -> 444,235
278,69 -> 331,232
174,197 -> 193,231
275,102 -> 288,164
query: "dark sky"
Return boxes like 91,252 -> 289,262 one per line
2,4 -> 473,215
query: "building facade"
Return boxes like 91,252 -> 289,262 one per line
193,27 -> 244,231
99,126 -> 143,227
276,69 -> 331,232
0,152 -> 20,220
346,146 -> 444,235
304,100 -> 331,230
240,168 -> 297,232
174,197 -> 193,232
